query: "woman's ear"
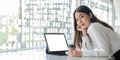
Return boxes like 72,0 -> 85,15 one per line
89,13 -> 92,19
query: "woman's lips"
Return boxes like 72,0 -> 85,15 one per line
79,23 -> 85,27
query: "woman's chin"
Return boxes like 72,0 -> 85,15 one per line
81,27 -> 87,29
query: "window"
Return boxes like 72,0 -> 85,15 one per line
21,0 -> 74,48
0,0 -> 21,51
0,0 -> 75,52
81,0 -> 112,26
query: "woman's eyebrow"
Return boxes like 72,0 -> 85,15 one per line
79,14 -> 83,17
75,13 -> 83,20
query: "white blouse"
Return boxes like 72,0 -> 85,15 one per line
81,22 -> 120,57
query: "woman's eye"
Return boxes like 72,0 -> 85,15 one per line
81,16 -> 84,18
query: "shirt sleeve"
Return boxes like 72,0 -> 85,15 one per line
81,23 -> 111,57
82,35 -> 98,56
82,35 -> 92,50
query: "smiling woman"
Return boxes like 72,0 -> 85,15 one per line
68,5 -> 120,60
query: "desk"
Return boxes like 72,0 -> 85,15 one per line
39,49 -> 114,60
45,55 -> 110,60
0,49 -> 114,60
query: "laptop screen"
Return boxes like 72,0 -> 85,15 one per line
44,33 -> 68,52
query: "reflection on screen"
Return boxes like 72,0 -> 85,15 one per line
46,34 -> 68,51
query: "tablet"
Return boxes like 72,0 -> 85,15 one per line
44,33 -> 68,53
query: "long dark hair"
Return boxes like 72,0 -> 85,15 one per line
73,5 -> 113,48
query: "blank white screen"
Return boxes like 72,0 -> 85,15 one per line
45,34 -> 68,51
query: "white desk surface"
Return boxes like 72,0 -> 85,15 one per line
0,48 -> 114,60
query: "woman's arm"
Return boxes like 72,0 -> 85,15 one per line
82,35 -> 93,50
82,23 -> 111,57
69,26 -> 92,57
69,23 -> 111,57
68,35 -> 92,57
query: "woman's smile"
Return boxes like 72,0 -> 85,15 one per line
80,23 -> 85,27
77,23 -> 85,28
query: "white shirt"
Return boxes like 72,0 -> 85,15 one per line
81,22 -> 120,57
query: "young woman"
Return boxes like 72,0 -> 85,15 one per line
68,5 -> 120,60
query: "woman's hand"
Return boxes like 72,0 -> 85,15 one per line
68,49 -> 83,57
77,26 -> 87,37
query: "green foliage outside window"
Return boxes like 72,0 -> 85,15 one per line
0,32 -> 8,46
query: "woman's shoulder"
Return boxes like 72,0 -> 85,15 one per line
88,22 -> 102,29
88,22 -> 111,32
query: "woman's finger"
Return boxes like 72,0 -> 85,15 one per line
77,26 -> 82,31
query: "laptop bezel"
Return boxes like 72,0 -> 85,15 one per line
44,33 -> 68,52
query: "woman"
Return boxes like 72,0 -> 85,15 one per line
68,5 -> 120,60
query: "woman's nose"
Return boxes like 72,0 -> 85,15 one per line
77,20 -> 82,24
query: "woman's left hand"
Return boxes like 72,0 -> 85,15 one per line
68,50 -> 83,57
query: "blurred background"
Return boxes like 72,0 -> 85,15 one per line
0,0 -> 120,52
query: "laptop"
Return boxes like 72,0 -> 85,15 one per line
44,33 -> 68,55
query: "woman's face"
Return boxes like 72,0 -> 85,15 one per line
75,12 -> 91,29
